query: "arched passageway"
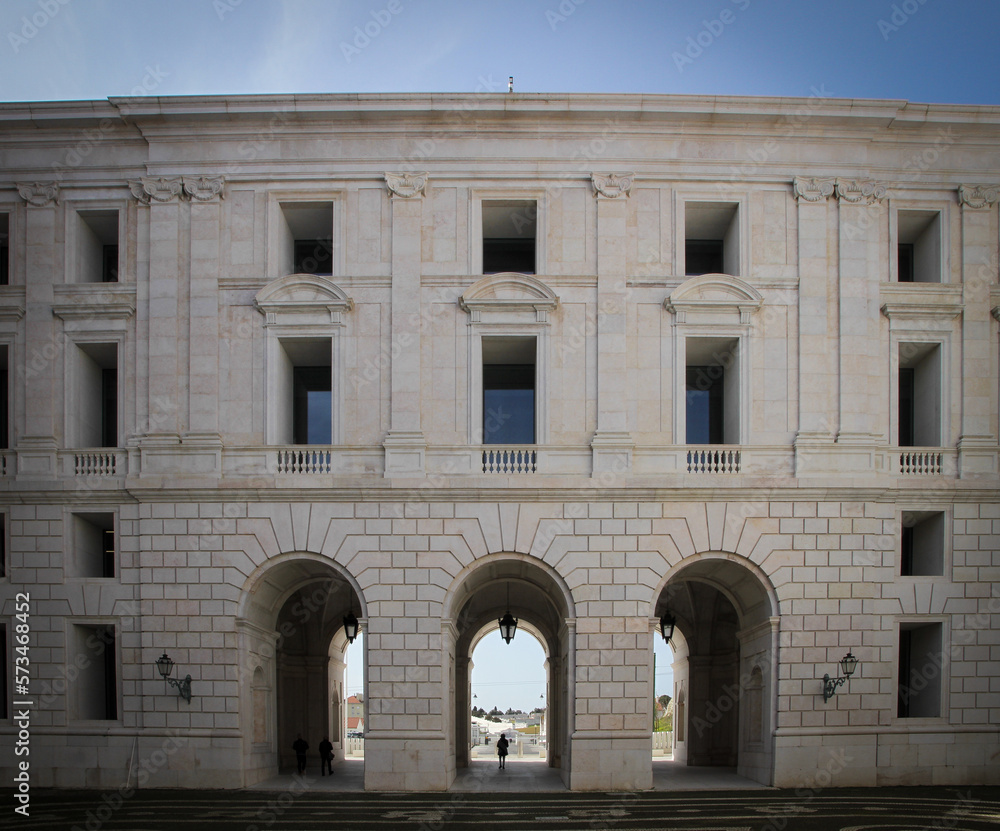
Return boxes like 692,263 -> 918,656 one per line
236,554 -> 365,786
654,554 -> 778,785
444,554 -> 575,787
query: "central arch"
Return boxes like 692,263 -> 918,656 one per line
444,553 -> 575,787
652,552 -> 778,785
236,553 -> 366,786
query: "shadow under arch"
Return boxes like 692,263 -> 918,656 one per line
236,552 -> 366,787
652,551 -> 779,786
443,552 -> 575,788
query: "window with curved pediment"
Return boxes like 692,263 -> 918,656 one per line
460,273 -> 558,448
255,275 -> 353,446
665,274 -> 762,446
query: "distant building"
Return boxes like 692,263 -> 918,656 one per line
0,92 -> 998,791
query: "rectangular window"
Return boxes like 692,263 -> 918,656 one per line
900,511 -> 945,577
0,344 -> 8,450
293,366 -> 332,445
685,337 -> 739,444
898,343 -> 941,446
70,512 -> 116,579
482,336 -> 535,444
897,210 -> 941,283
275,338 -> 331,445
685,202 -> 739,276
897,621 -> 943,718
280,202 -> 333,276
77,210 -> 119,283
0,624 -> 6,718
483,201 -> 536,274
76,343 -> 118,448
0,512 -> 5,579
71,623 -> 118,720
0,213 -> 9,285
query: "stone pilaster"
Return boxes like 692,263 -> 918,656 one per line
792,177 -> 836,475
16,183 -> 59,475
957,184 -> 999,476
835,179 -> 886,444
590,174 -> 634,474
382,173 -> 426,477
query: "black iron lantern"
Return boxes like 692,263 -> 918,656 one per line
498,583 -> 518,644
822,650 -> 860,702
343,611 -> 359,644
154,651 -> 192,703
659,612 -> 676,643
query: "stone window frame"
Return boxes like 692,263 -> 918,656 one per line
459,273 -> 558,446
55,327 -> 126,451
888,199 -> 952,284
0,199 -> 17,286
674,190 -> 750,279
265,191 -> 346,281
65,617 -> 121,724
896,506 -> 952,580
893,615 -> 950,724
470,189 -> 548,276
664,273 -> 762,446
254,274 -> 354,446
64,506 -> 119,581
63,198 -> 128,285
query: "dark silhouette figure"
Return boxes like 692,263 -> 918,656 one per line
319,736 -> 334,776
496,733 -> 509,769
292,734 -> 309,775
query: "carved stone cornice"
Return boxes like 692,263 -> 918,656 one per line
592,173 -> 634,199
183,175 -> 226,202
16,182 -> 59,207
385,172 -> 427,199
792,177 -> 835,203
958,184 -> 998,210
129,177 -> 183,205
836,179 -> 887,205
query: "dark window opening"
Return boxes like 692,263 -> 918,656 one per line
1,346 -> 8,449
900,524 -> 914,576
1,213 -> 9,286
75,624 -> 118,720
483,364 -> 535,444
102,244 -> 119,283
898,367 -> 914,447
293,239 -> 333,276
103,627 -> 118,720
897,243 -> 914,283
685,240 -> 724,276
686,366 -> 724,444
898,623 -> 942,718
0,625 -> 6,718
293,366 -> 332,445
0,514 -> 5,580
102,367 -> 118,448
900,511 -> 945,577
483,201 -> 536,274
71,512 -> 116,579
103,528 -> 115,579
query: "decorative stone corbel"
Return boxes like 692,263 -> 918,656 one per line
835,179 -> 887,205
182,175 -> 226,202
16,181 -> 59,207
129,177 -> 183,205
792,176 -> 835,203
385,172 -> 427,198
592,173 -> 634,199
958,184 -> 999,210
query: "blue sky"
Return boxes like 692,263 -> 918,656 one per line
1,0 -> 999,104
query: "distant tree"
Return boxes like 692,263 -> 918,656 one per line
505,707 -> 516,715
531,707 -> 544,714
657,694 -> 671,710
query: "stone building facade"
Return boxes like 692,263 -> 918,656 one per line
0,92 -> 998,791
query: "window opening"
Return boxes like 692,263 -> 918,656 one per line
483,201 -> 536,274
482,336 -> 535,444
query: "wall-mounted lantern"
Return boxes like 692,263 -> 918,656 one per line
154,652 -> 192,703
822,651 -> 859,702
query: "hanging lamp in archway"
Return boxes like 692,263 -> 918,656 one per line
343,610 -> 359,643
498,582 -> 518,644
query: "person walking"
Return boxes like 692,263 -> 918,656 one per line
292,734 -> 309,775
496,733 -> 509,769
319,736 -> 334,776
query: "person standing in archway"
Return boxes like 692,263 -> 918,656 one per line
292,734 -> 309,775
319,736 -> 334,776
497,733 -> 509,769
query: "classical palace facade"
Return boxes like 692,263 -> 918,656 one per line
0,92 -> 998,791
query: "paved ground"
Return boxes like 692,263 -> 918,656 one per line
6,781 -> 999,830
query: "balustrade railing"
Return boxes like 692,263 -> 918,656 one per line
686,447 -> 741,474
897,448 -> 943,475
276,448 -> 333,474
74,451 -> 119,476
482,446 -> 538,474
